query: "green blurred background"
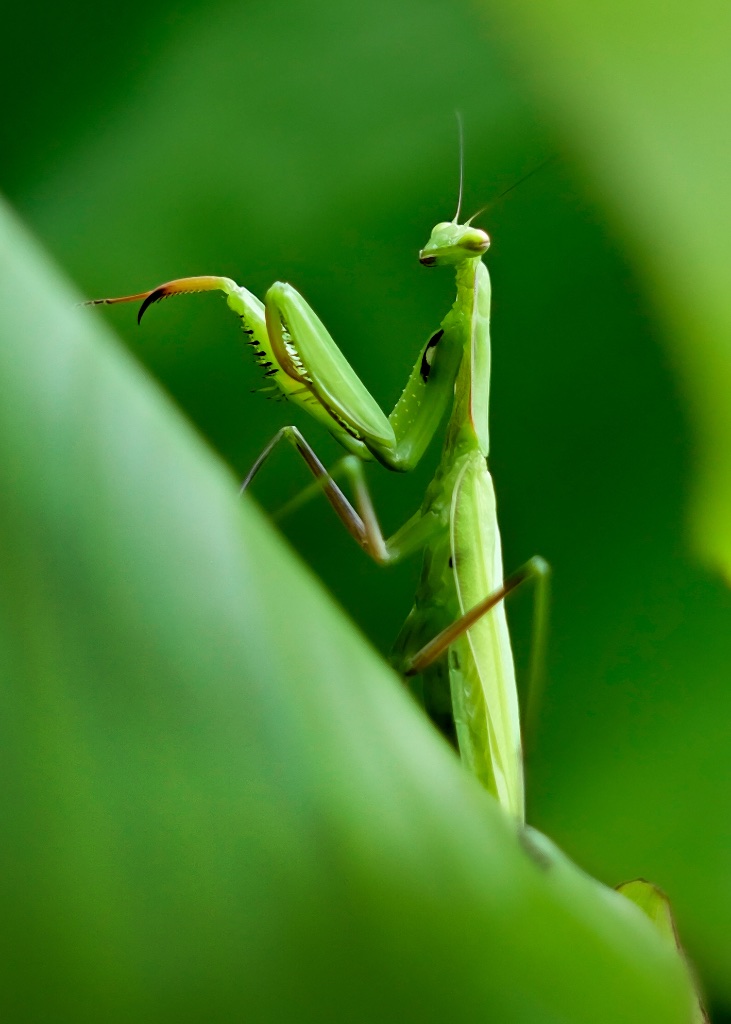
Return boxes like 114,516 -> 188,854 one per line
3,0 -> 730,1015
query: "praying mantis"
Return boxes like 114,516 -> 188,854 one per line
86,159 -> 706,1018
87,192 -> 548,822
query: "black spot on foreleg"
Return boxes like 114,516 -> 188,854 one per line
420,329 -> 444,382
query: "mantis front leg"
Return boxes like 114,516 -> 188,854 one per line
86,274 -> 464,472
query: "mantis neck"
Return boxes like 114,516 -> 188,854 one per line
441,257 -> 492,464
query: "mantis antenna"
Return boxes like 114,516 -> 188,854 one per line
466,153 -> 557,225
452,110 -> 465,223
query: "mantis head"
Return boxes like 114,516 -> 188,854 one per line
418,221 -> 490,267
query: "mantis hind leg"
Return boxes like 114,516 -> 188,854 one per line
403,555 -> 551,751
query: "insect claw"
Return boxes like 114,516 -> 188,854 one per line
134,275 -> 236,324
138,288 -> 168,324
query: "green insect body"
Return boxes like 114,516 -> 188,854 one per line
88,217 -> 526,819
389,250 -> 523,818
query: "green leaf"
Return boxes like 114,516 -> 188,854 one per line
619,882 -> 709,1023
486,0 -> 731,578
0,199 -> 694,1020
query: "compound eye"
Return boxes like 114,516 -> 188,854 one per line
460,228 -> 490,251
